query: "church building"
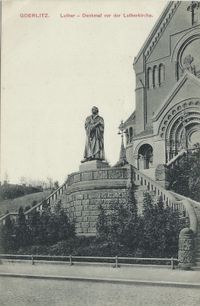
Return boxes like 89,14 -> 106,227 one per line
124,1 -> 200,179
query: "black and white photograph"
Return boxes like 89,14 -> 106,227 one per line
0,1 -> 200,305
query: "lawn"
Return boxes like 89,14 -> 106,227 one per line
0,190 -> 51,215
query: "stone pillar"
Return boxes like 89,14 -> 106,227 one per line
178,228 -> 195,270
155,164 -> 170,189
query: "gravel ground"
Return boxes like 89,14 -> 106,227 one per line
0,277 -> 200,306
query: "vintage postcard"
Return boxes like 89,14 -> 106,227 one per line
0,1 -> 200,305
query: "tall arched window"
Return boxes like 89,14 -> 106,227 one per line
153,65 -> 158,88
125,129 -> 129,144
129,127 -> 133,142
159,63 -> 165,85
147,67 -> 152,89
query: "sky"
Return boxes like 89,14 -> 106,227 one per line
1,0 -> 166,184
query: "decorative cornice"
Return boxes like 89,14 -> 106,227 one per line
144,1 -> 180,60
158,98 -> 200,138
134,1 -> 180,65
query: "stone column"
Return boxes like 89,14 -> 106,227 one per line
178,228 -> 195,270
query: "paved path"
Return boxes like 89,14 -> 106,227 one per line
0,260 -> 200,285
1,262 -> 200,306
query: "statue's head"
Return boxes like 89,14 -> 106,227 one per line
92,106 -> 99,115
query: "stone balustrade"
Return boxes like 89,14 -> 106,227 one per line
132,165 -> 186,214
0,181 -> 69,224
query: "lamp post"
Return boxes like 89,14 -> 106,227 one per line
118,120 -> 129,144
116,120 -> 128,166
118,120 -> 125,142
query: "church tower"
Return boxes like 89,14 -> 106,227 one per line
124,1 -> 200,178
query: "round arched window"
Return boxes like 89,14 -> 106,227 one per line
179,38 -> 200,77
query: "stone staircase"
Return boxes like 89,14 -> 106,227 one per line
130,164 -> 200,268
170,192 -> 200,267
0,160 -> 200,268
140,168 -> 155,180
166,151 -> 200,267
0,181 -> 68,224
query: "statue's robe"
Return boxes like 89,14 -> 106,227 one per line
84,114 -> 105,160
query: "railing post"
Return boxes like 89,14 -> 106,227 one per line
115,256 -> 119,268
31,255 -> 34,265
69,255 -> 73,266
171,257 -> 174,270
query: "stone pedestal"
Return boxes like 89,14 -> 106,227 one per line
79,160 -> 110,172
62,166 -> 128,235
178,227 -> 194,270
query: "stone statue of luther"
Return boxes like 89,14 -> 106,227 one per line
82,106 -> 105,162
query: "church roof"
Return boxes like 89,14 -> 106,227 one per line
114,137 -> 128,167
123,111 -> 135,128
134,1 -> 178,64
134,127 -> 153,138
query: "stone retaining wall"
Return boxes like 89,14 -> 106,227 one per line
59,167 -> 129,235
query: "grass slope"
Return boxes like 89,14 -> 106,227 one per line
0,190 -> 51,215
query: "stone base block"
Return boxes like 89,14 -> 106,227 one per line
79,160 -> 110,172
155,164 -> 170,189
